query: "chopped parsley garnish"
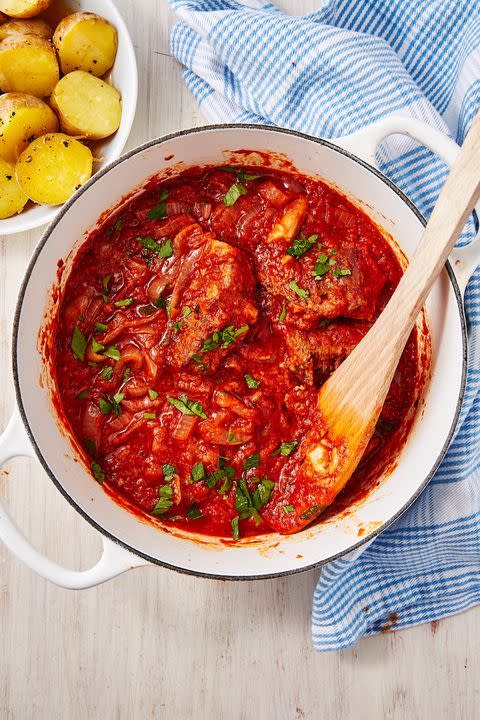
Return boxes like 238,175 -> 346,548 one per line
139,305 -> 157,316
252,478 -> 275,511
91,338 -> 104,353
313,252 -> 336,280
114,218 -> 122,232
289,279 -> 309,301
148,388 -> 158,400
185,503 -> 203,520
243,453 -> 260,470
224,182 -> 248,207
191,461 -> 205,483
332,267 -> 352,278
152,483 -> 174,516
137,235 -> 173,259
102,275 -> 112,293
76,389 -> 89,400
235,477 -> 262,525
83,438 -> 97,455
204,458 -> 235,493
221,167 -> 262,183
244,374 -> 260,389
231,515 -> 240,540
114,298 -> 134,308
98,392 -> 124,418
103,345 -> 120,361
167,394 -> 207,419
182,306 -> 192,318
300,504 -> 322,521
147,190 -> 169,220
144,412 -> 156,420
71,325 -> 87,361
172,321 -> 183,333
100,366 -> 113,380
201,325 -> 249,352
122,367 -> 131,383
286,232 -> 318,258
282,505 -> 295,515
90,461 -> 105,484
278,302 -> 287,323
153,296 -> 167,309
163,464 -> 176,479
270,441 -> 298,457
94,321 -> 108,334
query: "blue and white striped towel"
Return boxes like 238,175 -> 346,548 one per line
169,0 -> 480,650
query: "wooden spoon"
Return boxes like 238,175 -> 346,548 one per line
298,111 -> 480,527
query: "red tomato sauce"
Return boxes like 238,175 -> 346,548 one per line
52,165 -> 422,539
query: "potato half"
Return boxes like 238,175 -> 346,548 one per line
16,133 -> 93,205
0,0 -> 52,19
51,70 -> 122,140
0,35 -> 59,96
0,92 -> 58,162
0,18 -> 52,40
53,12 -> 118,77
0,156 -> 28,218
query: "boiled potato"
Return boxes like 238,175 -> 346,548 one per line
0,92 -> 58,163
0,35 -> 59,96
53,12 -> 117,77
16,133 -> 93,205
0,18 -> 52,40
0,156 -> 28,218
0,0 -> 52,18
51,70 -> 121,140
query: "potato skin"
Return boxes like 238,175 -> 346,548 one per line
0,156 -> 28,218
0,18 -> 52,40
51,70 -> 122,140
16,133 -> 93,205
0,0 -> 52,19
53,12 -> 117,77
0,92 -> 58,162
0,35 -> 59,96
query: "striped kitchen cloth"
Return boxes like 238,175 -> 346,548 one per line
169,0 -> 480,650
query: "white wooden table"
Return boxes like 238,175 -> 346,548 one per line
1,2 -> 479,717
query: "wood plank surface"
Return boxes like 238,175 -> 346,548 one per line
0,2 -> 479,718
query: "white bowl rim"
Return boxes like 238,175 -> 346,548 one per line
11,123 -> 468,580
0,0 -> 138,236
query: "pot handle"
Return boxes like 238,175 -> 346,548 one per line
0,406 -> 148,589
336,115 -> 480,294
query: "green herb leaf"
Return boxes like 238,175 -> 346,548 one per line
139,305 -> 157,316
144,412 -> 156,420
91,338 -> 104,353
123,367 -> 131,383
182,306 -> 192,317
148,388 -> 158,400
270,441 -> 298,457
331,267 -> 352,278
244,374 -> 260,389
102,275 -> 112,293
76,389 -> 89,400
94,321 -> 108,334
172,321 -> 183,333
224,182 -> 248,207
83,438 -> 96,455
282,505 -> 295,515
221,167 -> 261,183
167,394 -> 207,419
289,279 -> 309,301
71,324 -> 87,361
114,298 -> 134,308
153,296 -> 167,309
300,504 -> 322,521
163,464 -> 176,479
90,461 -> 105,484
147,191 -> 169,220
243,453 -> 260,470
100,366 -> 113,381
114,218 -> 122,231
278,302 -> 287,323
98,397 -> 112,414
313,252 -> 336,280
201,325 -> 249,352
252,477 -> 275,511
286,232 -> 318,258
152,492 -> 173,516
231,515 -> 240,540
137,235 -> 173,259
103,345 -> 120,361
185,503 -> 203,520
191,461 -> 205,483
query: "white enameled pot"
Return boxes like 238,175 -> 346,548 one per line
1,117 -> 479,588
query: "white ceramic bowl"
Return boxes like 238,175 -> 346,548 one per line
1,116 -> 479,588
0,0 -> 137,236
